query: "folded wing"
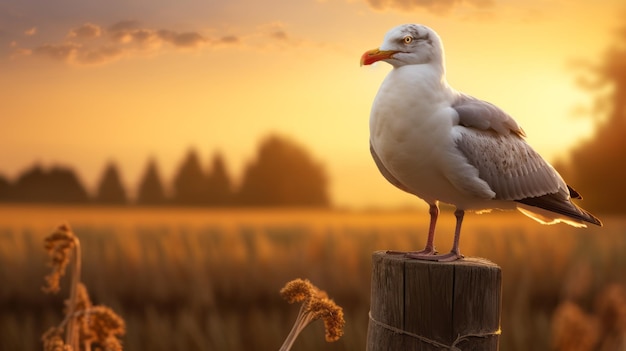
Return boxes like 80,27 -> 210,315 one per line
451,94 -> 602,226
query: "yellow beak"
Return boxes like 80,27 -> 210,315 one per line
360,48 -> 398,66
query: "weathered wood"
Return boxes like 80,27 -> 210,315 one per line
367,251 -> 502,351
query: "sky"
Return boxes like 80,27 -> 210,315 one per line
0,0 -> 624,209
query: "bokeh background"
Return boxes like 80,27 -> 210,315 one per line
1,0 -> 626,350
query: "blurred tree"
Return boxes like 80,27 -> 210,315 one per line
172,148 -> 208,205
48,167 -> 90,203
95,162 -> 128,205
205,152 -> 234,206
136,158 -> 168,205
11,164 -> 89,203
238,134 -> 330,207
559,27 -> 626,213
0,174 -> 11,201
12,164 -> 46,202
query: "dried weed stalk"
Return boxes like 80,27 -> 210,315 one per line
552,284 -> 626,351
42,224 -> 125,351
279,278 -> 345,351
552,301 -> 598,351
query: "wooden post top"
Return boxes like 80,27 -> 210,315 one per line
371,250 -> 500,268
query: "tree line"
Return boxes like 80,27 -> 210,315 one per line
0,134 -> 330,207
555,26 -> 626,214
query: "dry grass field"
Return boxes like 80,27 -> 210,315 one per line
0,205 -> 624,350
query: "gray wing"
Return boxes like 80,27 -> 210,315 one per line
453,128 -> 564,201
451,95 -> 602,226
453,93 -> 526,137
452,93 -> 561,200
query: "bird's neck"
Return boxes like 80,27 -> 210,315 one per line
427,60 -> 446,83
392,62 -> 450,96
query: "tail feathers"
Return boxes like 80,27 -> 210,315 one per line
515,193 -> 602,227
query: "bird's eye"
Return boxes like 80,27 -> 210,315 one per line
403,35 -> 413,44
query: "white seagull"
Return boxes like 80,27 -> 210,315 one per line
361,24 -> 602,261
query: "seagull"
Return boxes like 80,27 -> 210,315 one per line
361,24 -> 602,261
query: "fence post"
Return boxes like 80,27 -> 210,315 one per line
367,251 -> 502,350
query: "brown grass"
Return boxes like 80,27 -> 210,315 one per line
0,205 -> 623,351
41,224 -> 125,351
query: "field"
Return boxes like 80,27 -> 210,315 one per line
0,205 -> 624,351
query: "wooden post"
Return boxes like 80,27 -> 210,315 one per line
367,251 -> 502,351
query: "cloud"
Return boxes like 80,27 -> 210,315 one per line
24,27 -> 37,36
30,41 -> 122,65
270,30 -> 289,41
218,35 -> 240,44
253,22 -> 305,48
9,20 -> 298,66
33,42 -> 80,61
11,20 -> 216,65
109,21 -> 154,44
107,21 -> 211,49
108,23 -> 163,49
364,0 -> 494,14
68,23 -> 102,40
76,45 -> 125,65
263,22 -> 291,41
156,30 -> 207,48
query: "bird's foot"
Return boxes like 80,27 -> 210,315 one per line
406,250 -> 463,262
386,247 -> 438,256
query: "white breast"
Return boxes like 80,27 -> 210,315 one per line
369,65 -> 463,203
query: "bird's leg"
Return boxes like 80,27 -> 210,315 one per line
446,209 -> 465,260
407,209 -> 464,262
422,203 -> 439,254
390,204 -> 439,256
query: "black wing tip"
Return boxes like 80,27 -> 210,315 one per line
567,185 -> 582,200
566,185 -> 603,226
581,208 -> 603,227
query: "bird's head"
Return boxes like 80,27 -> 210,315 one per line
360,24 -> 444,68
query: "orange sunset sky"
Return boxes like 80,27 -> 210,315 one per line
0,0 -> 623,209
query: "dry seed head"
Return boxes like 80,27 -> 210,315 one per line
42,327 -> 68,351
280,278 -> 315,304
43,224 -> 78,294
308,298 -> 345,342
100,336 -> 124,351
280,278 -> 345,343
82,305 -> 126,345
311,287 -> 328,301
74,283 -> 92,312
